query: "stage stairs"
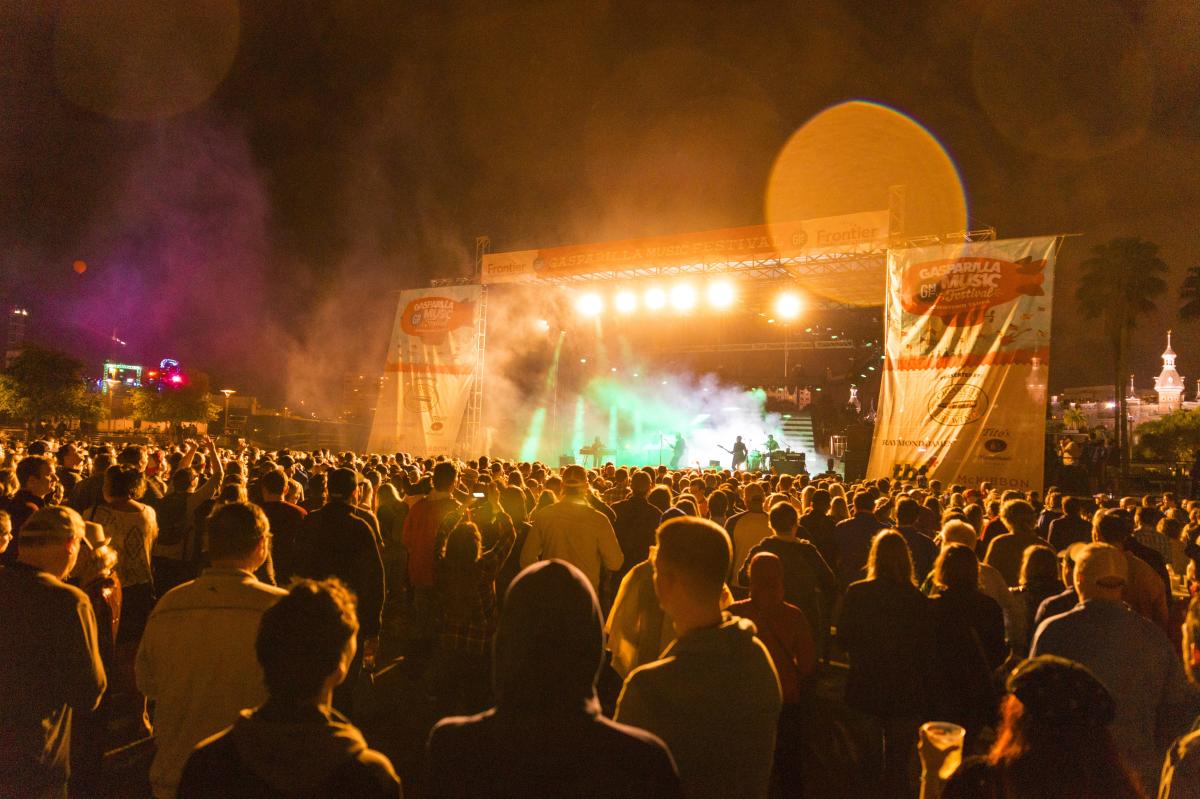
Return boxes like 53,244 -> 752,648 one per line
780,410 -> 817,460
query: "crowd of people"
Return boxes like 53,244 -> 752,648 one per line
3,434 -> 1200,798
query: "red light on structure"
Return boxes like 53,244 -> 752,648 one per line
146,371 -> 158,378
170,375 -> 183,384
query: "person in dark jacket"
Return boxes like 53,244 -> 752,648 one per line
928,544 -> 1008,748
426,559 -> 682,799
834,491 -> 886,587
737,500 -> 836,648
895,497 -> 938,581
297,468 -> 386,716
178,578 -> 401,798
1047,496 -> 1091,552
610,471 -> 661,596
838,529 -> 932,797
799,489 -> 838,576
1,454 -> 56,564
260,467 -> 308,584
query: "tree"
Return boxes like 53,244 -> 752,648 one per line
128,371 -> 217,425
1063,406 -> 1088,431
1,345 -> 102,425
1180,265 -> 1200,321
1076,237 -> 1169,474
1135,409 -> 1200,462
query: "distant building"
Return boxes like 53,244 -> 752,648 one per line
4,307 -> 28,368
341,372 -> 383,422
1053,331 -> 1198,431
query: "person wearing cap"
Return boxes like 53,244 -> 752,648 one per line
1031,542 -> 1192,793
428,559 -> 682,797
0,506 -> 107,798
297,468 -> 385,717
927,655 -> 1143,799
137,502 -> 286,799
520,464 -> 622,593
1092,508 -> 1170,635
615,518 -> 781,799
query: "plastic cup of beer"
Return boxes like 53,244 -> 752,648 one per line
921,721 -> 966,780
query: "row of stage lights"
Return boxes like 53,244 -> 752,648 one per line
574,281 -> 804,320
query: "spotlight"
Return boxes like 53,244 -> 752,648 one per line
534,318 -> 550,332
577,292 -> 604,317
644,287 -> 666,311
706,280 -> 736,309
774,292 -> 803,320
669,283 -> 697,312
615,290 -> 638,314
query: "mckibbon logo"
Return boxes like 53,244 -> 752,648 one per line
900,255 -> 1046,325
401,297 -> 475,344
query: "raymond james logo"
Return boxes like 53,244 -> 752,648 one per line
927,382 -> 988,426
983,438 -> 1008,453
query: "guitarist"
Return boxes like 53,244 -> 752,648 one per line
719,436 -> 749,471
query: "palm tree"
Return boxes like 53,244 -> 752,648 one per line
1075,237 -> 1169,474
1180,266 -> 1200,321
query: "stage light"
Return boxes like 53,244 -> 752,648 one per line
644,287 -> 666,311
775,292 -> 803,320
577,292 -> 604,317
707,280 -> 736,309
534,318 -> 550,332
669,283 -> 697,312
615,290 -> 638,314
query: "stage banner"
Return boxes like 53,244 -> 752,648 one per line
480,210 -> 889,284
367,285 -> 481,456
867,236 -> 1058,491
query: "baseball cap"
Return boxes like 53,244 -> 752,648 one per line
1074,542 -> 1127,590
1007,655 -> 1115,727
19,506 -> 85,541
562,464 -> 588,487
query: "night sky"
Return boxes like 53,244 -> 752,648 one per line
1,1 -> 1197,412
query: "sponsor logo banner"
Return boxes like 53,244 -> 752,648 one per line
867,237 -> 1058,489
368,285 -> 481,455
480,211 -> 889,284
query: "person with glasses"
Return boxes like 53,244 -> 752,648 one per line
135,502 -> 286,799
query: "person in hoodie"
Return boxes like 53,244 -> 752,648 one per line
177,578 -> 401,799
728,552 -> 815,799
615,517 -> 782,799
426,559 -> 682,798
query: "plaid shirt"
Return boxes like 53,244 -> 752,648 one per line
436,528 -> 515,655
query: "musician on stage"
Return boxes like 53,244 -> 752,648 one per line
765,434 -> 781,454
669,433 -> 686,470
587,436 -> 605,468
727,436 -> 748,471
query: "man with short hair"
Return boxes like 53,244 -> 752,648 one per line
0,506 -> 107,798
298,468 -> 386,715
799,488 -> 838,575
615,518 -> 781,799
610,470 -> 661,594
835,491 -> 885,587
137,502 -> 286,799
56,443 -> 84,495
521,464 -> 623,593
894,497 -> 937,580
737,501 -> 835,646
725,483 -> 770,583
1032,543 -> 1191,793
1,454 -> 58,563
985,499 -> 1043,587
401,460 -> 461,597
1047,496 -> 1091,551
178,579 -> 401,798
259,466 -> 307,584
118,444 -> 164,502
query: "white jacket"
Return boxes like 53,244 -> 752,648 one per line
135,568 -> 286,799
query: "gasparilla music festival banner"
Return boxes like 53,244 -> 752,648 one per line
368,285 -> 481,456
868,236 -> 1059,490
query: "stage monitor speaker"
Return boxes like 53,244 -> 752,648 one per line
708,460 -> 722,470
558,455 -> 576,467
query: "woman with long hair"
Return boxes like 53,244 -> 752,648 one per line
829,495 -> 850,523
930,656 -> 1144,799
928,544 -> 1008,748
1009,545 -> 1062,653
839,530 -> 933,797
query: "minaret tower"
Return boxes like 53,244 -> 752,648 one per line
1155,330 -> 1185,409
